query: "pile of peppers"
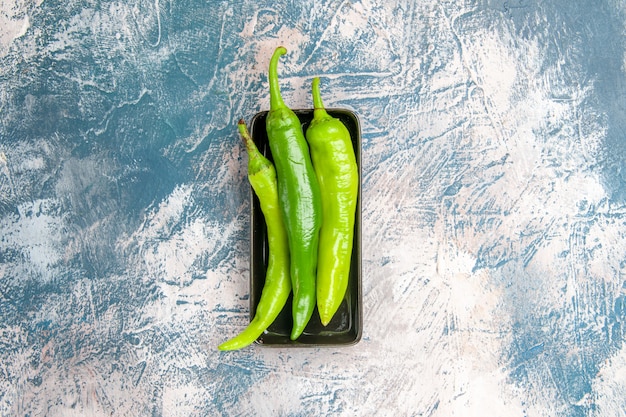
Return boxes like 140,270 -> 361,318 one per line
218,46 -> 358,351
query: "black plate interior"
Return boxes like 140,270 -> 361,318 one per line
248,109 -> 362,347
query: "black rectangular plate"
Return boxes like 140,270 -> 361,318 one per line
247,109 -> 362,347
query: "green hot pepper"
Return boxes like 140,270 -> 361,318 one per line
305,77 -> 359,326
266,46 -> 322,340
218,120 -> 291,351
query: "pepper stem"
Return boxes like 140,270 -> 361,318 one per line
238,119 -> 268,176
269,46 -> 288,110
238,119 -> 254,151
312,77 -> 330,120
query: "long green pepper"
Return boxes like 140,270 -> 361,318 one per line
266,47 -> 322,340
306,77 -> 359,326
218,120 -> 291,351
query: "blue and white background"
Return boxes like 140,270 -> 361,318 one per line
1,0 -> 626,415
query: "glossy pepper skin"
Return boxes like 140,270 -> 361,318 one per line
218,120 -> 291,351
305,77 -> 359,326
266,47 -> 322,340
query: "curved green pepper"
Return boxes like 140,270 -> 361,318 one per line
218,120 -> 291,351
266,47 -> 322,340
305,77 -> 359,326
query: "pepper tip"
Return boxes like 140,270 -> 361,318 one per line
290,327 -> 304,341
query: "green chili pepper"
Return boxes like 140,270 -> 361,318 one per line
305,77 -> 359,326
218,120 -> 291,351
266,46 -> 322,340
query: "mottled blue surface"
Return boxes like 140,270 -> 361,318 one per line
1,0 -> 626,416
